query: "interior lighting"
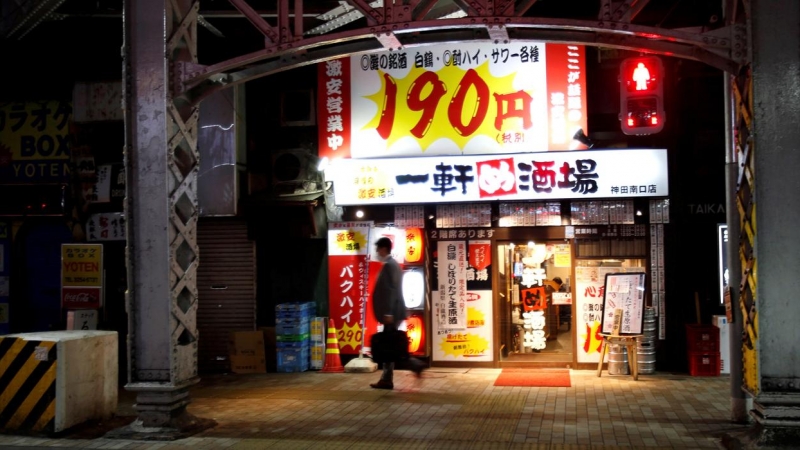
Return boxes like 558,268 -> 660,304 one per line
355,210 -> 364,218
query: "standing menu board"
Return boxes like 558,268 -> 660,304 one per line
600,272 -> 646,335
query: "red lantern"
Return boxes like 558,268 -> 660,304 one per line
404,228 -> 424,264
406,314 -> 425,354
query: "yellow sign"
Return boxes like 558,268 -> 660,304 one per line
337,322 -> 363,351
0,101 -> 72,182
62,244 -> 103,287
439,332 -> 490,358
554,244 -> 571,267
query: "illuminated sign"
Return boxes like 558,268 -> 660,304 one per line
619,57 -> 665,134
718,223 -> 728,305
327,148 -> 669,205
318,42 -> 588,160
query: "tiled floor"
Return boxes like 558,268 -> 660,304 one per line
0,369 -> 750,449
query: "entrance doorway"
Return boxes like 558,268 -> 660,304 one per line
497,240 -> 573,366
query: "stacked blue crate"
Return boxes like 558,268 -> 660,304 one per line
276,302 -> 315,372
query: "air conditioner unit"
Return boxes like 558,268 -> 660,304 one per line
271,149 -> 323,196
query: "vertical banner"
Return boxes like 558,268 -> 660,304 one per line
545,44 -> 588,150
433,240 -> 493,362
317,58 -> 351,160
61,244 -> 103,310
436,241 -> 467,329
575,266 -> 610,363
362,260 -> 383,352
327,221 -> 372,354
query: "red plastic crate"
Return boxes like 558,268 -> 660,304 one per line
686,324 -> 719,353
689,352 -> 721,376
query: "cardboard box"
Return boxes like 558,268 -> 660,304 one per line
229,355 -> 266,374
258,326 -> 278,372
229,331 -> 266,357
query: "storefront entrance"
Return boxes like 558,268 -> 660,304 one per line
497,240 -> 574,366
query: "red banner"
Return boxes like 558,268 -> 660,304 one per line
545,43 -> 588,150
318,58 -> 351,161
328,254 -> 367,354
62,286 -> 102,310
521,286 -> 547,312
363,260 -> 382,349
468,240 -> 491,270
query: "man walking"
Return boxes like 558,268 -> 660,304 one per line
370,237 -> 425,389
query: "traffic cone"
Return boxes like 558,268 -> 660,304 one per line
320,318 -> 345,373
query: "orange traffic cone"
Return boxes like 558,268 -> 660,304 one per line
320,318 -> 344,373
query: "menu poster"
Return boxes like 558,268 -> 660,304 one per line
600,273 -> 646,335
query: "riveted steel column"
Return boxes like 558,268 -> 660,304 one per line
745,0 -> 800,444
121,0 -> 210,434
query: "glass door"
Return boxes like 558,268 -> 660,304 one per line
497,240 -> 573,363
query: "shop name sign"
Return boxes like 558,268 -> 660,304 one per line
318,42 -> 588,160
328,148 -> 668,205
0,101 -> 72,182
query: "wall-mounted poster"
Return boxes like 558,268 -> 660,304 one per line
432,239 -> 494,362
600,273 -> 646,335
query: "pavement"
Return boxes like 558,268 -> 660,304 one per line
0,368 -> 751,450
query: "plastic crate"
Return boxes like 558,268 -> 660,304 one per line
276,310 -> 315,320
276,333 -> 310,343
276,302 -> 316,314
277,346 -> 309,373
689,352 -> 721,376
276,316 -> 311,335
277,339 -> 310,349
686,324 -> 720,353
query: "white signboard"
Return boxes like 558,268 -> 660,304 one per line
86,212 -> 126,241
318,42 -> 588,161
436,241 -> 467,329
600,273 -> 647,335
328,148 -> 668,205
66,309 -> 98,330
574,266 -> 644,363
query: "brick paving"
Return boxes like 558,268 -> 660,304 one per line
0,368 -> 749,449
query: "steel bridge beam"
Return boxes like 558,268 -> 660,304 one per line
176,3 -> 747,104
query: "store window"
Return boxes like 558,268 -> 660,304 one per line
497,241 -> 573,363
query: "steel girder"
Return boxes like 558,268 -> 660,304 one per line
176,0 -> 750,106
122,0 -> 206,429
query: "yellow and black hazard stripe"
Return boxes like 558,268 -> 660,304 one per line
0,337 -> 58,433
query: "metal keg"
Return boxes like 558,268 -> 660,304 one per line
638,307 -> 657,374
608,344 -> 629,375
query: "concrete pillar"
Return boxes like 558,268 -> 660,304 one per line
117,0 -> 213,436
732,0 -> 800,446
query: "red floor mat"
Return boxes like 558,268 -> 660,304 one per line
493,369 -> 572,387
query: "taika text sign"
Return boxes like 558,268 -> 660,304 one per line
329,148 -> 668,205
318,43 -> 587,160
61,244 -> 103,310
